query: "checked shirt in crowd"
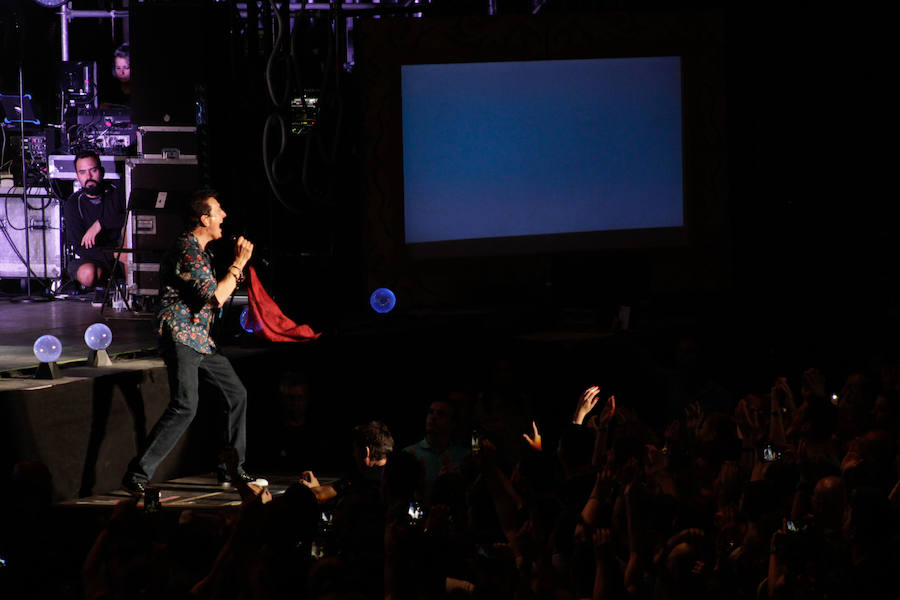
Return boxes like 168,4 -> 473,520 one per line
157,232 -> 220,354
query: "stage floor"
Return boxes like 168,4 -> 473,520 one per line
57,473 -> 332,510
0,296 -> 158,375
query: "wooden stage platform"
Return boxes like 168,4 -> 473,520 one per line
58,473 -> 333,510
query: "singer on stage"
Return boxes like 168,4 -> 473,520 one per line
122,189 -> 256,495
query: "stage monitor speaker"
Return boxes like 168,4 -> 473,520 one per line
123,158 -> 199,296
129,188 -> 194,296
0,192 -> 62,279
130,188 -> 192,253
125,157 -> 199,193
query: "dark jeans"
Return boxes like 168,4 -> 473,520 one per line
127,342 -> 247,483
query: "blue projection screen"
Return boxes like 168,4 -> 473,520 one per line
401,57 -> 684,246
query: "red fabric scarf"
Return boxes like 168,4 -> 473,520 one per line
246,265 -> 321,342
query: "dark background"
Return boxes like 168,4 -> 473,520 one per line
0,1 -> 894,426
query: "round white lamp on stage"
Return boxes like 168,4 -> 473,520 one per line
84,323 -> 113,367
33,334 -> 62,379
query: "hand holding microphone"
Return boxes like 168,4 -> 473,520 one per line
228,233 -> 270,269
232,235 -> 254,270
227,236 -> 254,286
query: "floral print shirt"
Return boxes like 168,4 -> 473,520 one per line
156,232 -> 219,354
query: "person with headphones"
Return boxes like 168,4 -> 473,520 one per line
63,150 -> 126,291
103,44 -> 131,107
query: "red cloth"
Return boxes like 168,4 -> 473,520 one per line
246,265 -> 321,342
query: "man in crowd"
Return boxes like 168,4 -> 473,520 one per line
300,421 -> 395,599
404,396 -> 470,494
300,420 -> 394,503
254,370 -> 321,473
63,150 -> 126,291
121,189 -> 256,495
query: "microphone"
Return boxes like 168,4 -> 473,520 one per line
228,234 -> 270,268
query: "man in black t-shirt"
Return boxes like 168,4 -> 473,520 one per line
63,150 -> 126,288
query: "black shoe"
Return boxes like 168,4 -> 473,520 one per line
218,471 -> 262,487
121,475 -> 147,496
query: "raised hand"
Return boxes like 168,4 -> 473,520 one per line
685,401 -> 704,433
735,395 -> 765,443
523,420 -> 542,451
598,395 -> 616,427
573,385 -> 601,424
299,470 -> 320,488
801,368 -> 825,401
771,379 -> 792,412
773,377 -> 796,411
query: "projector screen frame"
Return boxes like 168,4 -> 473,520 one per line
356,12 -> 729,306
397,54 -> 689,259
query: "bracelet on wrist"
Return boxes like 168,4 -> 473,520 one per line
227,266 -> 244,284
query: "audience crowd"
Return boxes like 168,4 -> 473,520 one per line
1,340 -> 899,600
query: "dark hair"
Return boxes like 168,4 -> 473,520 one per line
352,421 -> 394,461
184,188 -> 217,230
114,44 -> 129,60
73,149 -> 101,170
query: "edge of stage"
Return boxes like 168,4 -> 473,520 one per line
0,294 -> 310,504
2,292 -> 639,508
